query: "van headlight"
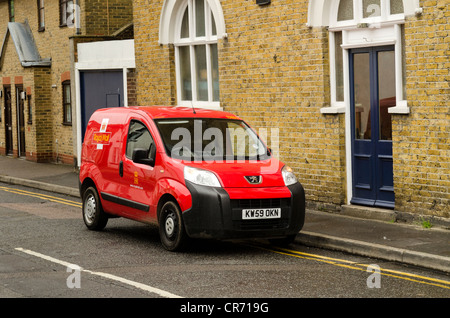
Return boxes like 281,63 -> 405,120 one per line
184,166 -> 222,187
282,166 -> 298,186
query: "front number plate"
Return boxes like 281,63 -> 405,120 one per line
242,208 -> 281,220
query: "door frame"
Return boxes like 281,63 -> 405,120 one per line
74,40 -> 135,167
4,85 -> 13,156
349,45 -> 395,208
16,85 -> 26,157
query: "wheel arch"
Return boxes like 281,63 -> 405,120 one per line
157,193 -> 180,224
80,177 -> 97,198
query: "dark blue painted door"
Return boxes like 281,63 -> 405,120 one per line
350,46 -> 395,209
80,70 -> 124,140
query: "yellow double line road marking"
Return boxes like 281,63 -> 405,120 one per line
0,185 -> 82,208
250,243 -> 450,290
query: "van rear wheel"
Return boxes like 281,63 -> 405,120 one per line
159,201 -> 187,251
82,186 -> 108,230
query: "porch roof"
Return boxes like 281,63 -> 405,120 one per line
0,20 -> 51,69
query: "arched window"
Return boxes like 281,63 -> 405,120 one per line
173,0 -> 221,109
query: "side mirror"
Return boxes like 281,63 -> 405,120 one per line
132,148 -> 155,166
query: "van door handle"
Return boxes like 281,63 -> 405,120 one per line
119,161 -> 123,177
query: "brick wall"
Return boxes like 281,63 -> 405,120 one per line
0,0 -> 76,164
33,67 -> 53,162
1,0 -> 134,165
134,0 -> 176,106
134,0 -> 346,210
392,1 -> 449,217
219,1 -> 346,209
84,0 -> 133,36
133,0 -> 448,218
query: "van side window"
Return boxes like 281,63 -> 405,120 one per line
126,120 -> 154,159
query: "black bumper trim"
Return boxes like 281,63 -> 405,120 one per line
182,181 -> 305,240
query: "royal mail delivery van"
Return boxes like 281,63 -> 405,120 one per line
79,106 -> 305,251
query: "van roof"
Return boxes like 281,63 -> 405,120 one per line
130,106 -> 242,120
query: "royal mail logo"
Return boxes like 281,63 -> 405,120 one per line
245,176 -> 262,184
93,132 -> 112,145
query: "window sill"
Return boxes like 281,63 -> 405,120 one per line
320,105 -> 346,114
388,100 -> 409,114
388,106 -> 409,114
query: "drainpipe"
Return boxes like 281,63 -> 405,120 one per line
76,0 -> 81,35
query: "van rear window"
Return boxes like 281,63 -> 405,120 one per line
154,118 -> 270,162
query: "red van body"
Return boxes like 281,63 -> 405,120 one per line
79,106 -> 305,251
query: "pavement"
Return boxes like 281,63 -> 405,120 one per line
1,155 -> 449,274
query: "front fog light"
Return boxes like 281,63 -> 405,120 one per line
282,165 -> 298,186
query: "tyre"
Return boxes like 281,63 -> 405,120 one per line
82,186 -> 108,230
159,201 -> 188,251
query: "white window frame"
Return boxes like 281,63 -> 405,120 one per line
174,0 -> 220,110
322,0 -> 409,115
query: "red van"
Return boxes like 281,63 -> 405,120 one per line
79,106 -> 305,251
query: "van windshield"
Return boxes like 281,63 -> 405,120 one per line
154,118 -> 270,161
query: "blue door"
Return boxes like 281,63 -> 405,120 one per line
350,46 -> 395,209
80,70 -> 124,141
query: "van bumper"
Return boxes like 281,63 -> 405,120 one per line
182,181 -> 305,240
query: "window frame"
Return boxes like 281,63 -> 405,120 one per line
322,0 -> 408,115
59,0 -> 72,27
62,80 -> 72,125
334,0 -> 405,27
27,94 -> 33,124
8,0 -> 15,22
174,0 -> 220,110
125,120 -> 155,160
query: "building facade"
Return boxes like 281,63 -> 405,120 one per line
0,0 -> 133,164
1,0 -> 448,219
133,0 -> 449,218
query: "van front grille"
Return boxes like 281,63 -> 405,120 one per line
232,198 -> 289,209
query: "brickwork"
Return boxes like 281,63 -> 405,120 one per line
127,69 -> 138,106
133,0 -> 448,218
1,0 -> 134,165
134,1 -> 176,106
392,0 -> 449,217
134,0 -> 346,209
84,0 -> 133,36
219,2 -> 345,209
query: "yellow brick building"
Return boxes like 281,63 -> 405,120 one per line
133,0 -> 449,218
0,0 -> 133,164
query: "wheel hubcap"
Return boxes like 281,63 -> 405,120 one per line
165,212 -> 176,238
85,194 -> 96,223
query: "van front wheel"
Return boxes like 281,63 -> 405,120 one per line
159,201 -> 187,251
82,186 -> 108,230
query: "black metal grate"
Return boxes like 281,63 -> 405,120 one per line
232,198 -> 289,209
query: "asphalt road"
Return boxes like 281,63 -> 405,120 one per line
0,182 -> 449,306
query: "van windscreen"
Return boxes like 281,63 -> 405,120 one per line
154,118 -> 270,161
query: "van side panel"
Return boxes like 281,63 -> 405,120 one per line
80,108 -> 127,215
